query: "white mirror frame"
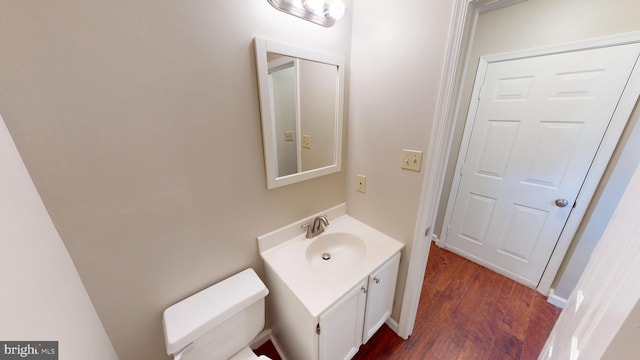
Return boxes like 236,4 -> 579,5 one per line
255,37 -> 345,189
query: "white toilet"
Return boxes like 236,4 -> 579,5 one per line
162,268 -> 272,360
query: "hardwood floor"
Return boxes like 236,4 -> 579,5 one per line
256,242 -> 561,359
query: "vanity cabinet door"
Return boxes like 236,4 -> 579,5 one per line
363,252 -> 400,343
319,279 -> 367,360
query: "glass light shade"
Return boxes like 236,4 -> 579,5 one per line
327,0 -> 345,20
303,0 -> 325,14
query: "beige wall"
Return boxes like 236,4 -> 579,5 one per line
0,116 -> 118,359
0,1 -> 351,359
348,0 -> 455,319
435,0 -> 640,298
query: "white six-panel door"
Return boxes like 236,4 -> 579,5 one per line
443,43 -> 640,286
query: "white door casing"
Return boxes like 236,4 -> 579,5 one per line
441,43 -> 640,287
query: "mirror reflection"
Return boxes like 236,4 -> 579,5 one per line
255,38 -> 344,189
268,53 -> 337,177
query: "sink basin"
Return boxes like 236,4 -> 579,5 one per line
305,232 -> 366,271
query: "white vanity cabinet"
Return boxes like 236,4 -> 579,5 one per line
317,252 -> 401,360
362,252 -> 400,343
318,278 -> 367,360
258,210 -> 405,360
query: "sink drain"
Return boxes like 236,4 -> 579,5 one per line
321,252 -> 331,260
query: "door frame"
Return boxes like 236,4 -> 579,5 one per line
440,38 -> 640,288
396,0 -> 640,340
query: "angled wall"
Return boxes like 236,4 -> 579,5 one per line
0,116 -> 118,360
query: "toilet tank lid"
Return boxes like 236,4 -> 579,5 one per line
162,268 -> 269,355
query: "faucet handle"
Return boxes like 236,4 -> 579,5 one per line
301,223 -> 313,239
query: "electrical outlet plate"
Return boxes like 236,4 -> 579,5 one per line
401,149 -> 423,172
356,174 -> 366,193
284,131 -> 294,141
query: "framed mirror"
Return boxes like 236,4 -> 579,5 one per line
254,37 -> 345,189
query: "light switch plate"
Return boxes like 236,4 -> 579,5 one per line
401,149 -> 423,172
302,135 -> 312,149
356,175 -> 366,193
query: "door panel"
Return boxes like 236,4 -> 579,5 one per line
459,193 -> 495,245
445,43 -> 640,286
499,203 -> 547,261
526,121 -> 583,188
476,120 -> 520,178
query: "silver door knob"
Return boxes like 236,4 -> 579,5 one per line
555,199 -> 569,207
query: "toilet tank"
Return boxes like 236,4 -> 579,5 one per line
163,268 -> 269,360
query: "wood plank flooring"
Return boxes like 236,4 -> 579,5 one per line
256,242 -> 561,359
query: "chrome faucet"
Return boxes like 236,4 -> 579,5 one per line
301,215 -> 330,239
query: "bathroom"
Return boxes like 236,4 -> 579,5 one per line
1,0 -> 640,359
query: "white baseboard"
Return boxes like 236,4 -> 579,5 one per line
269,335 -> 288,360
547,289 -> 567,309
251,329 -> 287,360
250,329 -> 272,349
385,317 -> 400,335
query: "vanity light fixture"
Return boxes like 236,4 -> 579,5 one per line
267,0 -> 346,27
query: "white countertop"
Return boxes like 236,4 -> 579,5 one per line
259,212 -> 404,317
